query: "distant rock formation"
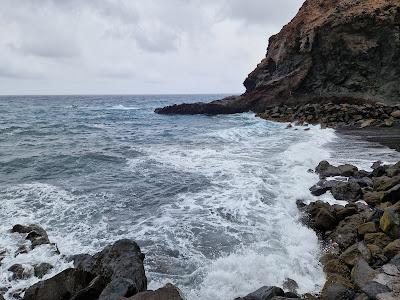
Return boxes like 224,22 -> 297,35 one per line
156,0 -> 400,115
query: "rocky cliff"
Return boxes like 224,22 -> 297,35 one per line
156,0 -> 400,115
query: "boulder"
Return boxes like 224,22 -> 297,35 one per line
73,239 -> 147,300
127,283 -> 184,300
23,268 -> 96,300
323,259 -> 350,278
11,224 -> 50,249
391,111 -> 400,119
315,161 -> 341,178
336,205 -> 358,221
358,222 -> 377,236
340,242 -> 371,266
313,208 -> 338,231
363,191 -> 385,205
364,233 -> 392,249
321,281 -> 355,300
338,164 -> 358,177
361,281 -> 392,299
331,180 -> 361,201
386,163 -> 400,178
383,240 -> 400,260
380,208 -> 400,239
34,263 -> 53,279
329,214 -> 365,250
351,259 -> 378,289
382,184 -> 400,204
8,264 -> 32,280
24,239 -> 147,300
309,180 -> 338,196
234,286 -> 285,300
282,278 -> 298,294
374,176 -> 400,192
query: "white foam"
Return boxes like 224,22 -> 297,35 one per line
136,120 -> 334,299
109,104 -> 141,110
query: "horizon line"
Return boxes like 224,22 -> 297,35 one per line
0,92 -> 241,97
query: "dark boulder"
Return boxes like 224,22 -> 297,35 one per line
127,283 -> 184,300
382,184 -> 400,203
11,224 -> 50,249
73,239 -> 147,300
360,281 -> 392,299
338,164 -> 358,177
315,161 -> 341,178
309,180 -> 339,196
8,264 -> 31,280
23,268 -> 96,300
34,263 -> 53,279
234,286 -> 285,300
331,180 -> 361,201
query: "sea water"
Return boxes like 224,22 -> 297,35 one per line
0,95 -> 399,300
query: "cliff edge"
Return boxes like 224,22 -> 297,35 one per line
156,0 -> 400,115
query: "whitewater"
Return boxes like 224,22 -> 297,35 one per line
0,95 -> 399,300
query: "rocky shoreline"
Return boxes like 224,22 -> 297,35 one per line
298,159 -> 400,300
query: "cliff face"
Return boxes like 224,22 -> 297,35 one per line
243,0 -> 400,110
156,0 -> 400,115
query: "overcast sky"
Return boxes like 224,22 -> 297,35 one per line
0,0 -> 303,95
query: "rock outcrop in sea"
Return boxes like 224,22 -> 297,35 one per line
155,0 -> 400,115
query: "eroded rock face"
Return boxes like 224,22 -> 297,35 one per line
243,0 -> 400,110
155,0 -> 400,115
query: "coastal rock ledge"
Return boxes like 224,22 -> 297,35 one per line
155,0 -> 400,115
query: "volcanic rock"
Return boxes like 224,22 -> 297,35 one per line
155,0 -> 400,115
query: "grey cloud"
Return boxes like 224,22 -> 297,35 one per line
0,0 -> 303,94
218,0 -> 302,26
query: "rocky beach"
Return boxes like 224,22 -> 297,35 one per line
1,0 -> 400,299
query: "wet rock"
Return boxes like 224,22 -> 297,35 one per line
381,264 -> 400,276
11,224 -> 50,249
127,283 -> 184,300
309,180 -> 338,196
330,214 -> 365,250
73,239 -> 147,299
386,163 -> 400,177
358,222 -> 377,236
391,111 -> 400,119
367,244 -> 389,267
331,180 -> 361,201
340,242 -> 371,266
368,209 -> 385,223
382,184 -> 400,204
383,240 -> 400,260
8,264 -> 32,280
321,281 -> 355,300
315,161 -> 341,178
23,268 -> 96,300
338,164 -> 359,177
34,263 -> 53,279
372,161 -> 384,170
15,245 -> 29,257
374,176 -> 400,192
282,278 -> 298,294
364,233 -> 392,249
234,286 -> 285,300
380,208 -> 400,239
323,259 -> 351,278
313,208 -> 338,231
361,281 -> 392,299
364,191 -> 385,206
336,205 -> 358,221
351,259 -> 378,288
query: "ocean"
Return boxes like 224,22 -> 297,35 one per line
1,95 -> 399,300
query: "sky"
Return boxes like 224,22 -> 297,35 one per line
0,0 -> 303,95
